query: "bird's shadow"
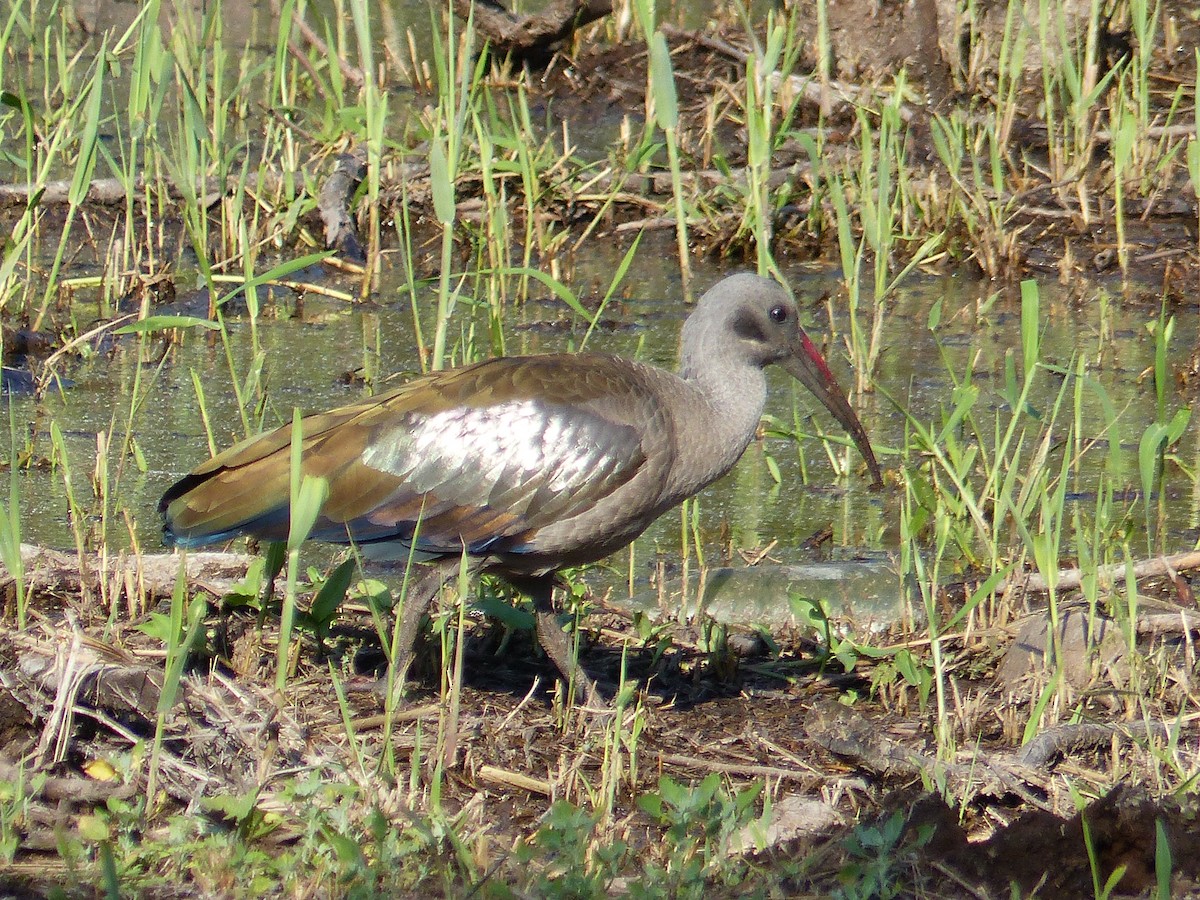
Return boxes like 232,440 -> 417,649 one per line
338,615 -> 864,711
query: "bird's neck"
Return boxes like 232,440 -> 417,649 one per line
668,353 -> 768,498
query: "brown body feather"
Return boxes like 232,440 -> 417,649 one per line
161,353 -> 686,576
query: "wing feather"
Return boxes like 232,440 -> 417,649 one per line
161,355 -> 661,558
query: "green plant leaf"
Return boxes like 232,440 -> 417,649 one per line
309,558 -> 356,629
77,814 -> 110,843
200,791 -> 260,825
1020,278 -> 1040,377
927,297 -> 942,331
471,595 -> 535,631
1165,406 -> 1191,443
504,267 -> 590,321
213,251 -> 333,310
288,474 -> 329,552
1155,816 -> 1173,900
943,565 -> 1013,632
648,33 -> 678,130
636,791 -> 663,819
136,611 -> 175,643
115,315 -> 221,333
429,138 -> 455,225
1138,422 -> 1168,497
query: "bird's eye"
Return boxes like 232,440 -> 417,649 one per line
769,305 -> 788,324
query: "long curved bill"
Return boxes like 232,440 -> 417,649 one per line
784,331 -> 883,487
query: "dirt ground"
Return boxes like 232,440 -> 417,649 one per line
2,560 -> 1200,897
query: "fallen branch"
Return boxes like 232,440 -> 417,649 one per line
660,25 -> 918,122
5,627 -> 220,800
0,161 -> 427,211
455,0 -> 613,61
577,151 -> 857,199
269,0 -> 366,91
317,150 -> 369,262
654,751 -> 814,782
1136,605 -> 1200,637
0,174 -> 255,208
1016,721 -> 1171,769
476,764 -> 552,796
0,760 -> 138,804
808,700 -> 1054,811
0,543 -> 260,601
613,216 -> 677,233
998,549 -> 1200,595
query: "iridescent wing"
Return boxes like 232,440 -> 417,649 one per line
161,355 -> 659,556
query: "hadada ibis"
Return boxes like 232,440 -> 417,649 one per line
160,273 -> 882,705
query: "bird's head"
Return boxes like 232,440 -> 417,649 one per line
685,273 -> 883,486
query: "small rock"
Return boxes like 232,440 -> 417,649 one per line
997,606 -> 1128,691
727,794 -> 844,854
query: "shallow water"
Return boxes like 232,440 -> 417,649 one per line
13,224 -> 1199,619
5,1 -> 1198,621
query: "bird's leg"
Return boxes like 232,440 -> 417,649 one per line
517,575 -> 605,709
385,558 -> 459,697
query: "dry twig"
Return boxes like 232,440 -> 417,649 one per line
455,0 -> 612,61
